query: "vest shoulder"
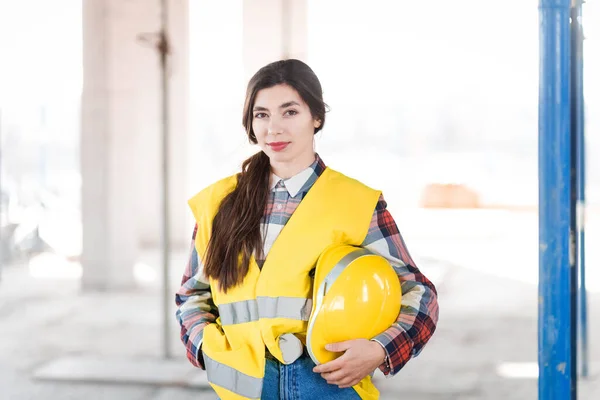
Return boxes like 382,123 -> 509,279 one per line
187,174 -> 238,220
325,168 -> 379,194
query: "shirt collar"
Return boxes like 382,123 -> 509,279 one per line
269,153 -> 327,197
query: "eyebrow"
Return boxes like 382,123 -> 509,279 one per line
253,101 -> 300,112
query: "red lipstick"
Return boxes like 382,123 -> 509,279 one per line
268,142 -> 290,152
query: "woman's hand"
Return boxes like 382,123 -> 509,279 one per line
312,339 -> 386,388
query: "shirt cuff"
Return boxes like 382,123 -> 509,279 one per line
372,326 -> 415,376
370,338 -> 391,372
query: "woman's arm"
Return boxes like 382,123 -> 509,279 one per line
363,194 -> 439,376
313,194 -> 440,387
175,224 -> 219,369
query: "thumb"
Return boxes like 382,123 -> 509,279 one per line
325,340 -> 354,352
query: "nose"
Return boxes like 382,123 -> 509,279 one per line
267,117 -> 284,135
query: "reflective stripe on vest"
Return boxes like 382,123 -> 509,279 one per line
203,352 -> 262,398
218,296 -> 312,326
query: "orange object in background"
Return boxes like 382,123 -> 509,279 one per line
420,183 -> 481,208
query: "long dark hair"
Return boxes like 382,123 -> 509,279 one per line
203,59 -> 327,293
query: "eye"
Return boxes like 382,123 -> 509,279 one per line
254,112 -> 268,119
284,109 -> 298,116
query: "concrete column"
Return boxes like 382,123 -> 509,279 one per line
242,0 -> 308,81
163,0 -> 189,250
136,0 -> 189,250
81,0 -> 188,290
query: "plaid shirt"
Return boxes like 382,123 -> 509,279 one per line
175,154 -> 439,376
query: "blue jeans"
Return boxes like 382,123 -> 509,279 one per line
260,352 -> 361,400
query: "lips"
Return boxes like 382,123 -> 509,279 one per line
268,142 -> 290,152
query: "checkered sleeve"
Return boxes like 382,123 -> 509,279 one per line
362,195 -> 439,376
175,224 -> 219,369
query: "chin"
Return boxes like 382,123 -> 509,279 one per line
268,152 -> 294,163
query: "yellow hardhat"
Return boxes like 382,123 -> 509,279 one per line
306,245 -> 402,365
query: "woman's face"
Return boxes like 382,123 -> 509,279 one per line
252,84 -> 321,175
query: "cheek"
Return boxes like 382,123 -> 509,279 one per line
252,122 -> 265,141
288,119 -> 312,139
300,122 -> 316,143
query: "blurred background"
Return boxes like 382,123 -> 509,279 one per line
0,0 -> 599,399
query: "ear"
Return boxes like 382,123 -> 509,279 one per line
314,119 -> 322,129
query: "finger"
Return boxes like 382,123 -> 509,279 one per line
335,376 -> 357,388
339,380 -> 359,389
325,340 -> 355,353
321,369 -> 347,384
313,357 -> 344,373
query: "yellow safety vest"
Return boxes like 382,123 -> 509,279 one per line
188,167 -> 381,400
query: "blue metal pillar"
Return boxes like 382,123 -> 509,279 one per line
570,0 -> 588,379
538,0 -> 576,399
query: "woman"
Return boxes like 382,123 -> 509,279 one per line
176,59 -> 439,400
